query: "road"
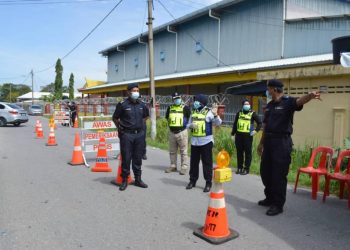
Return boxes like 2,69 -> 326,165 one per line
0,118 -> 349,250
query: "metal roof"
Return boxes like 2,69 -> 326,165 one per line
99,0 -> 244,56
84,53 -> 333,91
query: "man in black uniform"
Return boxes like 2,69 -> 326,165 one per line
231,100 -> 262,175
112,83 -> 149,191
68,101 -> 77,127
257,79 -> 321,216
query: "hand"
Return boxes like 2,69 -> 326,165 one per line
189,123 -> 198,129
309,91 -> 322,101
257,143 -> 263,156
231,136 -> 235,143
211,103 -> 218,116
250,130 -> 257,136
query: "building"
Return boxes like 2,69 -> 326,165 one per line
81,0 -> 350,147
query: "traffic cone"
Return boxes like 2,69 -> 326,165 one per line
68,132 -> 85,166
73,117 -> 79,128
193,182 -> 239,244
34,120 -> 40,134
111,154 -> 133,186
36,122 -> 44,139
91,137 -> 112,172
46,127 -> 58,146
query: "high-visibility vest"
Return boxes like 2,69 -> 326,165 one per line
237,111 -> 253,133
191,108 -> 210,137
168,105 -> 185,128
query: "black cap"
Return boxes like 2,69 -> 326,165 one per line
242,99 -> 250,105
194,94 -> 208,106
127,83 -> 139,90
267,79 -> 284,88
172,92 -> 181,99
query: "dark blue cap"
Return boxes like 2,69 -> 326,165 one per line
127,83 -> 139,90
268,80 -> 283,88
194,94 -> 208,106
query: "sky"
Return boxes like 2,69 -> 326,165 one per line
0,0 -> 221,91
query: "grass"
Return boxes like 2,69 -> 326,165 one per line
146,118 -> 347,195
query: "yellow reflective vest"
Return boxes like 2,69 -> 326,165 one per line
191,108 -> 210,137
168,105 -> 184,128
237,111 -> 253,133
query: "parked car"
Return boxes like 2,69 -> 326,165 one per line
0,102 -> 29,127
28,104 -> 43,116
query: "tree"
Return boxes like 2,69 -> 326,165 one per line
54,58 -> 63,100
41,82 -> 55,92
69,73 -> 74,100
0,83 -> 31,102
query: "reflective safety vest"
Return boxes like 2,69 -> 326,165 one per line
237,111 -> 253,133
191,108 -> 210,137
168,105 -> 184,128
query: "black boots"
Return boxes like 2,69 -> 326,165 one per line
186,181 -> 196,189
236,168 -> 242,174
203,181 -> 212,193
241,168 -> 249,175
134,176 -> 148,188
119,179 -> 128,191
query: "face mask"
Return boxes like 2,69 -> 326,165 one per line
174,99 -> 181,106
266,90 -> 272,99
193,101 -> 201,110
243,105 -> 250,111
131,92 -> 140,100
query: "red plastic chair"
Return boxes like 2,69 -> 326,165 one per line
294,146 -> 334,200
323,150 -> 350,208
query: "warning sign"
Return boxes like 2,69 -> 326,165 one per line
83,131 -> 118,141
84,121 -> 116,130
85,143 -> 120,153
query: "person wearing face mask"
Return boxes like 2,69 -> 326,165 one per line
257,79 -> 321,216
112,83 -> 149,191
186,94 -> 222,192
231,100 -> 262,175
164,92 -> 191,175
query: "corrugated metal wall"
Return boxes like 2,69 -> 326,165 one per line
288,0 -> 350,17
154,32 -> 176,75
107,52 -> 124,83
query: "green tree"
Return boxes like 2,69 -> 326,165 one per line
69,73 -> 74,99
54,58 -> 63,100
41,82 -> 55,92
0,83 -> 31,102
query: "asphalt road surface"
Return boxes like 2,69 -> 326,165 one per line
0,118 -> 349,250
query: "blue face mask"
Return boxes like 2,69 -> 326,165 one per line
174,99 -> 181,106
131,92 -> 140,100
243,105 -> 251,112
193,101 -> 201,110
266,90 -> 272,99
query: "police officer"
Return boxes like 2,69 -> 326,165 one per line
112,83 -> 149,191
257,79 -> 321,216
68,101 -> 77,127
186,94 -> 222,192
231,100 -> 262,175
165,92 -> 191,175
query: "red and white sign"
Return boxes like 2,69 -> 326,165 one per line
84,143 -> 120,153
83,120 -> 116,130
83,131 -> 118,141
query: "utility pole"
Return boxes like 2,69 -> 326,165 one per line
31,69 -> 34,105
147,0 -> 156,140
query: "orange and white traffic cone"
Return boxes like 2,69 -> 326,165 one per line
73,117 -> 79,128
68,132 -> 85,166
91,137 -> 112,172
34,120 -> 40,133
46,127 -> 57,146
111,154 -> 133,186
36,122 -> 44,139
193,182 -> 239,244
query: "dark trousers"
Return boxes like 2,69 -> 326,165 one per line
143,125 -> 147,156
260,136 -> 292,209
235,133 -> 253,170
189,142 -> 213,183
119,131 -> 145,179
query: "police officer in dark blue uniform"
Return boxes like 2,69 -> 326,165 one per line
112,83 -> 149,191
257,79 -> 321,216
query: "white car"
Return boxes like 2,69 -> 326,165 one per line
28,104 -> 43,116
0,102 -> 29,127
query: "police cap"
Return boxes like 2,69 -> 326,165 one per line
172,92 -> 181,99
267,79 -> 284,88
194,94 -> 208,106
127,83 -> 139,90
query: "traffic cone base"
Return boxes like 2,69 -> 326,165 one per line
68,133 -> 85,166
91,137 -> 112,172
193,182 -> 239,245
36,126 -> 44,139
111,155 -> 134,185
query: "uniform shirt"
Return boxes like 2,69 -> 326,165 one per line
187,109 -> 222,146
263,96 -> 303,135
231,110 -> 262,136
165,104 -> 191,132
113,98 -> 149,130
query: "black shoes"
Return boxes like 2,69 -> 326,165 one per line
258,199 -> 272,207
119,180 -> 128,191
186,181 -> 196,190
134,177 -> 148,188
142,154 -> 147,160
236,169 -> 242,174
203,182 -> 212,193
266,206 -> 283,216
241,169 -> 249,175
